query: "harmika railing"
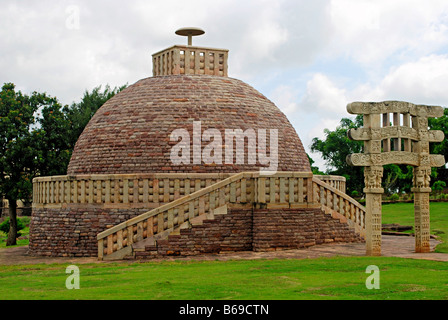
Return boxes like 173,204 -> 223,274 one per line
152,45 -> 229,77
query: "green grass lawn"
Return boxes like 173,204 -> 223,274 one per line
0,203 -> 447,300
0,257 -> 447,300
382,202 -> 448,253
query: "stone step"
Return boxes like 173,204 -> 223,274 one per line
132,205 -> 229,258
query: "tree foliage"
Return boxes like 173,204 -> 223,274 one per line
32,97 -> 73,177
0,83 -> 55,245
429,107 -> 448,184
310,115 -> 364,194
63,84 -> 127,149
0,82 -> 126,245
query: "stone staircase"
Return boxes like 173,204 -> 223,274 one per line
97,172 -> 366,260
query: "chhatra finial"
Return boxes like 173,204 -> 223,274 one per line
175,27 -> 205,46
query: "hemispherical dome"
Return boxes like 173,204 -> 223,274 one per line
67,75 -> 311,174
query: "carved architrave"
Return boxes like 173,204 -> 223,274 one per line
347,152 -> 445,167
348,126 -> 443,142
347,101 -> 444,118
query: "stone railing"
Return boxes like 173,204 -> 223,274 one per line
312,177 -> 366,237
32,172 -> 364,260
152,45 -> 229,77
314,175 -> 346,193
32,173 -> 234,208
97,172 -> 317,260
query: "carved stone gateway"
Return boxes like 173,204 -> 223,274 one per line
346,101 -> 446,256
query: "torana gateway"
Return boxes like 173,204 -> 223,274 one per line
28,29 -> 443,260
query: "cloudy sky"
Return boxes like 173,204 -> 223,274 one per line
1,0 -> 448,171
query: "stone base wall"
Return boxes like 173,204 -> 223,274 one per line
253,208 -> 362,251
28,206 -> 149,257
253,209 -> 316,251
29,205 -> 363,258
135,208 -> 253,259
135,207 -> 363,260
313,210 -> 362,245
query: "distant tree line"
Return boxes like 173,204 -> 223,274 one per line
310,110 -> 448,197
0,82 -> 126,246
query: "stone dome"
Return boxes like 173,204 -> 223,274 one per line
67,74 -> 311,175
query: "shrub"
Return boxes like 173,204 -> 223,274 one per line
0,218 -> 25,235
351,190 -> 359,198
390,194 -> 399,201
432,180 -> 446,192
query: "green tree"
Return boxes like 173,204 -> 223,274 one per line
0,83 -> 52,245
32,100 -> 73,176
432,180 -> 446,193
63,84 -> 127,149
382,164 -> 413,195
428,107 -> 448,185
428,107 -> 448,159
310,116 -> 364,194
0,83 -> 127,246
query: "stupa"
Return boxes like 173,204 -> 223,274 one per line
29,29 -> 364,259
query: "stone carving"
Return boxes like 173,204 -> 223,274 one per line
347,101 -> 444,117
420,154 -> 431,166
413,167 -> 431,189
347,151 -> 444,167
346,100 -> 446,256
349,126 -> 443,143
429,130 -> 445,142
364,167 -> 383,190
430,154 -> 446,167
369,141 -> 382,153
370,129 -> 382,140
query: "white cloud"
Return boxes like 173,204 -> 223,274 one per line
299,73 -> 348,116
2,0 -> 448,174
343,54 -> 448,106
0,0 -> 334,104
377,54 -> 448,106
269,85 -> 300,116
270,74 -> 350,172
328,0 -> 448,67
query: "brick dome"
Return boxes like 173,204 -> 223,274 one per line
67,75 -> 311,174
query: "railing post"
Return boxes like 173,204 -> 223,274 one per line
98,239 -> 104,260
